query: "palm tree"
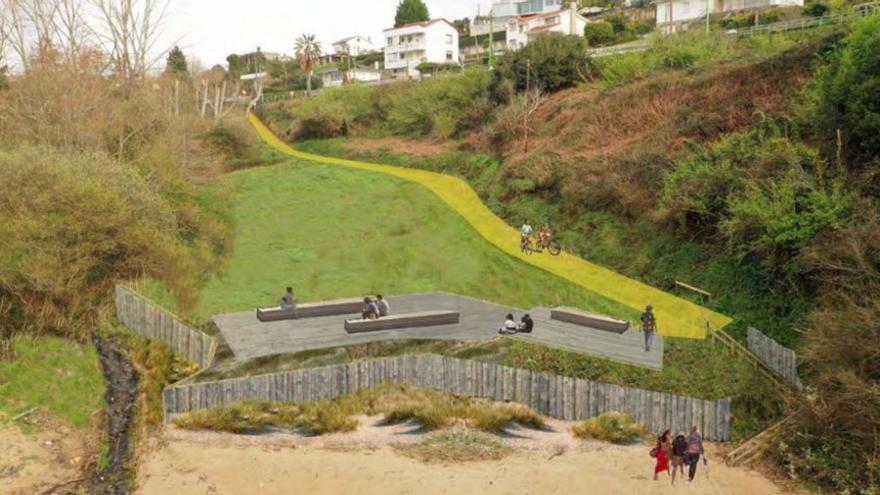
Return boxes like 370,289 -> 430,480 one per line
294,34 -> 322,96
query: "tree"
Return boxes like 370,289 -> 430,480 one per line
584,21 -> 615,46
394,0 -> 430,27
226,54 -> 243,79
493,33 -> 595,96
92,0 -> 172,80
294,33 -> 322,95
164,45 -> 188,79
453,17 -> 471,36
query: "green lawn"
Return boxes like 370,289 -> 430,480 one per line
143,158 -> 636,324
0,336 -> 104,430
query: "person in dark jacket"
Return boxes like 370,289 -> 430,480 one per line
640,305 -> 657,352
671,433 -> 688,484
518,314 -> 534,333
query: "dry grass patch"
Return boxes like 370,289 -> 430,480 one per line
174,384 -> 547,436
395,429 -> 512,463
571,412 -> 649,444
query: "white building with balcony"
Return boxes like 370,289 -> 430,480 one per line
332,35 -> 379,56
383,19 -> 460,78
506,8 -> 589,49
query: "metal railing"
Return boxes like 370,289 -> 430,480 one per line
733,5 -> 879,36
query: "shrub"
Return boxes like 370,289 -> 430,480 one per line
584,21 -> 616,47
493,33 -> 596,94
660,47 -> 698,69
802,16 -> 880,173
395,430 -> 511,463
803,2 -> 830,16
633,20 -> 656,35
466,400 -> 546,432
571,412 -> 649,444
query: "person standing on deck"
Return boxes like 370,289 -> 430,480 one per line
640,305 -> 657,352
280,287 -> 298,318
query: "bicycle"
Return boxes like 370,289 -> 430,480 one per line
520,236 -> 533,255
536,237 -> 562,256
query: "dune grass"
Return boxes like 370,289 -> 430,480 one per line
0,336 -> 104,431
571,412 -> 650,444
395,430 -> 512,463
173,383 -> 546,435
140,154 -> 636,325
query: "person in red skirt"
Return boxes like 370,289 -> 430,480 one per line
653,430 -> 671,481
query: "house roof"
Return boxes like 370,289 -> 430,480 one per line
528,23 -> 561,33
509,9 -> 587,25
383,18 -> 456,32
333,35 -> 370,45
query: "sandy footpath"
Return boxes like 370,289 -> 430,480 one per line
136,417 -> 794,495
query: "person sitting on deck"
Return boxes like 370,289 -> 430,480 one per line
361,297 -> 380,320
280,287 -> 298,318
499,314 -> 519,335
376,295 -> 390,317
518,314 -> 534,333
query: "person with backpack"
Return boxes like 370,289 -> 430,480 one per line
670,433 -> 688,484
652,430 -> 671,481
685,425 -> 705,482
640,305 -> 657,352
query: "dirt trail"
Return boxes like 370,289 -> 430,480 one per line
137,417 -> 797,495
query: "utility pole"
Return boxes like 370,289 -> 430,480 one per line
524,58 -> 531,153
706,0 -> 711,33
488,10 -> 495,70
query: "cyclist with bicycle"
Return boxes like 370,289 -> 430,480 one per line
537,223 -> 553,252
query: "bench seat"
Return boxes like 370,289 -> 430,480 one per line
345,310 -> 460,334
257,297 -> 363,322
550,308 -> 630,334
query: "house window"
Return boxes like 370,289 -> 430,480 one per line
545,16 -> 559,25
399,36 -> 405,44
681,1 -> 690,14
446,51 -> 454,61
387,37 -> 393,46
446,34 -> 453,44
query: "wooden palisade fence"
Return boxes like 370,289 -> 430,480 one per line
163,354 -> 733,440
747,327 -> 802,389
115,285 -> 218,369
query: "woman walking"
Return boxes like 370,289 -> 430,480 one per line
653,430 -> 671,481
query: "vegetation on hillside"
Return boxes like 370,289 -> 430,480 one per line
263,21 -> 880,492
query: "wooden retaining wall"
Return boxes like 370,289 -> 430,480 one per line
164,354 -> 732,440
747,327 -> 802,389
115,285 -> 218,369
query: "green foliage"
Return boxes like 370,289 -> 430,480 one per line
164,46 -> 188,80
0,336 -> 104,430
287,70 -> 492,140
397,430 -> 511,463
571,413 -> 649,444
719,9 -> 782,29
584,21 -> 616,46
659,47 -> 698,69
802,16 -> 880,172
803,2 -> 830,16
394,0 -> 430,27
494,33 -> 595,95
415,61 -> 462,75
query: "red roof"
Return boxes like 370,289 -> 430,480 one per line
384,18 -> 456,32
529,23 -> 562,33
511,9 -> 565,23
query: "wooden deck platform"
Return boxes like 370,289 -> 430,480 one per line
212,292 -> 663,369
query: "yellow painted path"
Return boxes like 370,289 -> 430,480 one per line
249,114 -> 731,338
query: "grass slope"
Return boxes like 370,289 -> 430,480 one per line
248,114 -> 730,338
0,337 -> 104,430
143,157 -> 634,324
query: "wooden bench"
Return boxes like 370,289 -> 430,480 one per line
344,310 -> 460,334
257,297 -> 363,322
550,308 -> 630,334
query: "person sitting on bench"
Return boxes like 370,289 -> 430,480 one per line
499,314 -> 518,335
518,314 -> 534,333
361,297 -> 380,320
376,294 -> 390,317
280,287 -> 298,318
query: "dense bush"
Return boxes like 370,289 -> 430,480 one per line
719,8 -> 781,29
493,33 -> 595,96
571,412 -> 649,444
802,16 -> 880,176
803,2 -> 830,16
584,21 -> 616,46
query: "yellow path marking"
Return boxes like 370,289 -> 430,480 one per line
249,114 -> 731,338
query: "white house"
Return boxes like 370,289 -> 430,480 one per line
332,35 -> 379,56
319,66 -> 382,88
506,8 -> 590,49
384,19 -> 460,78
656,0 -> 803,32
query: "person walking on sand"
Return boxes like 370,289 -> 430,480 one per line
640,305 -> 657,352
685,426 -> 705,482
671,432 -> 688,484
653,430 -> 671,481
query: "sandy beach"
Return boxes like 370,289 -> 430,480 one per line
136,417 -> 793,495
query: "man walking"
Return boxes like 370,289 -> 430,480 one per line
640,305 -> 657,352
685,426 -> 705,482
